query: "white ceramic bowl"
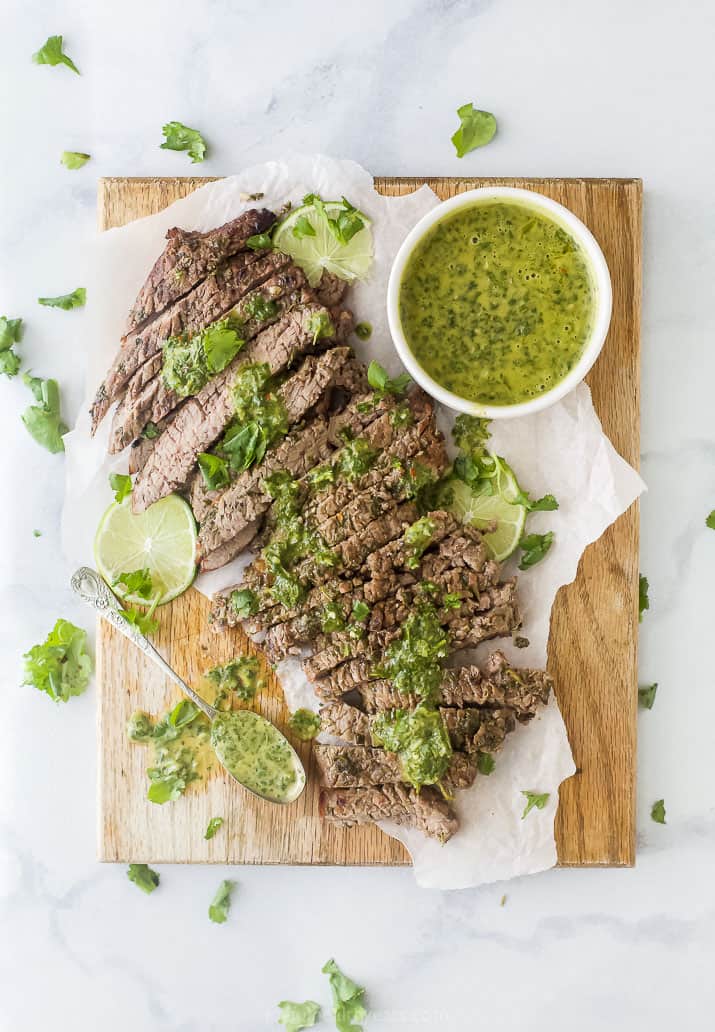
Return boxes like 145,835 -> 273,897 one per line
386,186 -> 612,419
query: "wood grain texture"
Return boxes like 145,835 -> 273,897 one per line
97,176 -> 641,866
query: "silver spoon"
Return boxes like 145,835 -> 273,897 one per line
71,566 -> 306,804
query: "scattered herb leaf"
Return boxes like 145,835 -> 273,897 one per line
639,574 -> 649,622
113,567 -> 154,600
651,799 -> 666,824
322,959 -> 367,1032
23,618 -> 92,702
229,587 -> 259,618
451,102 -> 497,158
60,151 -> 90,170
367,360 -> 411,398
21,374 -> 67,452
204,817 -> 224,840
288,708 -> 321,741
160,121 -> 207,163
518,531 -> 554,570
141,421 -> 160,440
208,879 -> 235,923
278,1000 -> 321,1032
706,511 -> 715,530
638,683 -> 658,710
127,863 -> 159,894
246,232 -> 273,251
477,751 -> 496,775
109,472 -> 132,503
0,315 -> 22,378
354,321 -> 372,341
38,287 -> 86,310
33,35 -> 80,74
198,451 -> 230,491
33,529 -> 42,538
291,214 -> 316,240
521,790 -> 550,819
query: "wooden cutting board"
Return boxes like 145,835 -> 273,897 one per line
97,176 -> 642,866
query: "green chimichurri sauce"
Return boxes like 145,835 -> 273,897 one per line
210,710 -> 305,802
399,201 -> 595,407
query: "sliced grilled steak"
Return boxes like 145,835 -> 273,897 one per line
313,744 -> 477,791
319,701 -> 371,744
132,303 -> 348,513
109,266 -> 312,453
315,270 -> 349,308
319,784 -> 458,843
364,510 -> 459,577
125,208 -> 275,335
91,250 -> 291,433
439,706 -> 515,753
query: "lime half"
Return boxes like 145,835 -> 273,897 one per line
94,493 -> 197,606
272,201 -> 373,286
446,458 -> 526,562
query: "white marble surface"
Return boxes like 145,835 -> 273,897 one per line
1,0 -> 714,1028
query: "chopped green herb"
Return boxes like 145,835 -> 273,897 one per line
372,703 -> 452,791
521,791 -> 550,819
288,708 -> 321,741
162,319 -> 244,398
0,315 -> 22,378
198,451 -> 230,491
308,464 -> 336,490
122,601 -> 160,637
23,618 -> 92,703
390,401 -> 413,429
451,102 -> 497,158
21,373 -> 67,453
160,121 -> 207,163
367,360 -> 411,398
510,489 -> 559,513
141,421 -> 161,440
651,799 -> 666,824
210,362 -> 287,473
477,751 -> 496,775
291,214 -> 316,240
127,863 -> 159,894
127,711 -> 154,742
320,600 -> 345,634
113,567 -> 154,600
638,683 -> 658,710
206,657 -> 263,703
452,414 -> 491,456
443,592 -> 462,610
403,515 -> 436,569
208,879 -> 235,923
706,510 -> 715,530
33,35 -> 80,74
241,293 -> 279,324
229,588 -> 259,619
335,436 -> 378,482
33,529 -> 42,538
351,600 -> 370,623
278,999 -> 321,1032
374,602 -> 448,703
246,232 -> 273,251
639,574 -> 649,622
109,472 -> 132,503
60,151 -> 90,170
518,531 -> 554,570
304,194 -> 366,246
322,958 -> 367,1032
204,817 -> 224,840
354,321 -> 372,341
129,700 -> 209,804
38,287 -> 86,310
306,309 -> 335,344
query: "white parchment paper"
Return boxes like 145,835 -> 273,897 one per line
61,154 -> 645,889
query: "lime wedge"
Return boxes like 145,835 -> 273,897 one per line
445,458 -> 526,562
272,201 -> 373,286
94,493 -> 197,606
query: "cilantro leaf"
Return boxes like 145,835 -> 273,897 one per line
367,360 -> 411,398
202,322 -> 244,373
651,799 -> 666,824
292,215 -> 316,240
206,657 -> 262,703
32,35 -> 80,74
0,316 -> 23,377
287,708 -> 321,741
322,959 -> 367,1032
21,374 -> 67,453
304,194 -> 366,246
204,817 -> 224,840
198,451 -> 230,491
246,232 -> 273,251
639,574 -> 649,622
23,618 -> 92,702
160,121 -> 207,163
33,529 -> 42,538
518,531 -> 554,570
477,751 -> 495,775
109,472 -> 132,503
122,598 -> 160,637
354,321 -> 372,341
141,422 -> 160,440
38,287 -> 86,310
230,588 -> 259,619
0,349 -> 21,378
521,790 -> 550,818
113,568 -> 154,600
451,102 -> 497,158
208,879 -> 235,923
127,863 -> 159,894
278,1000 -> 321,1032
510,488 -> 559,512
307,309 -> 335,345
707,510 -> 715,529
638,683 -> 658,710
60,151 -> 90,170
221,421 -> 266,472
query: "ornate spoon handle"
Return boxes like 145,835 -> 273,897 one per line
70,566 -> 216,721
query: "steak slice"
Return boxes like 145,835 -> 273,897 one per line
439,706 -> 515,753
125,208 -> 275,335
195,347 -> 355,560
319,701 -> 371,744
315,270 -> 349,308
132,302 -> 346,513
313,743 -> 477,791
91,250 -> 289,432
319,784 -> 458,843
109,266 -> 311,453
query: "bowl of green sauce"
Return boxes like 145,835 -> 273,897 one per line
387,187 -> 612,418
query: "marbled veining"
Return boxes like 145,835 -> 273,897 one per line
1,0 -> 714,1028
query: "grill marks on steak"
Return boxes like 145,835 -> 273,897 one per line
91,249 -> 290,434
125,208 -> 275,335
319,785 -> 458,843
